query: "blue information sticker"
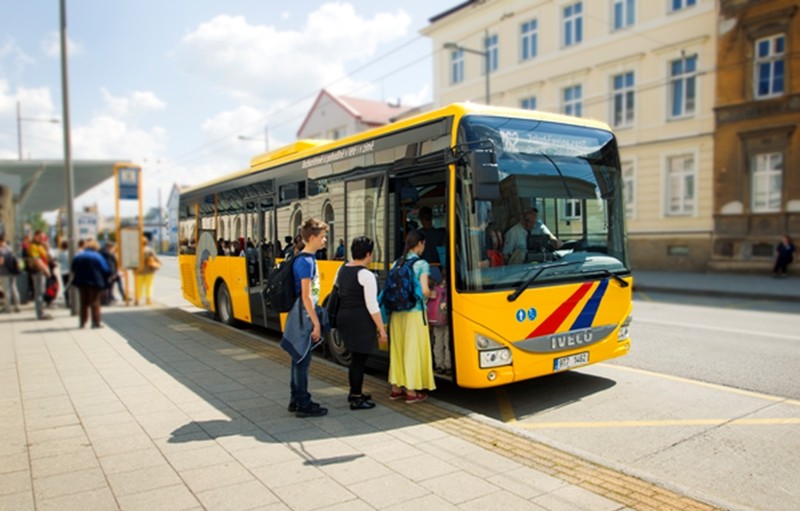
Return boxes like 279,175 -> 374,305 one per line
528,308 -> 537,321
516,309 -> 526,322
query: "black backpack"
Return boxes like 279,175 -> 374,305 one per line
262,254 -> 299,313
4,251 -> 21,275
382,256 -> 420,313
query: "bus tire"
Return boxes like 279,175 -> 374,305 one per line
326,327 -> 351,367
215,282 -> 235,326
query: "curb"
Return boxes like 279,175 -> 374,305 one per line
632,284 -> 800,304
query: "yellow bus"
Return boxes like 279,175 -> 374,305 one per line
178,103 -> 632,388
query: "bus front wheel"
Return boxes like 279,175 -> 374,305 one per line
215,282 -> 235,326
326,328 -> 351,367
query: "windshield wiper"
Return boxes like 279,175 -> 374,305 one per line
507,260 -> 581,302
581,269 -> 630,287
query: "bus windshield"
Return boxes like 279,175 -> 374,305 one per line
455,115 -> 629,292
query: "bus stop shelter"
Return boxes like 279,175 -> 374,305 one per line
0,159 -> 131,243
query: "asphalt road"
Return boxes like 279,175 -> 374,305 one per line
152,256 -> 800,511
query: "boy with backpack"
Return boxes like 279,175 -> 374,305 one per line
278,219 -> 330,418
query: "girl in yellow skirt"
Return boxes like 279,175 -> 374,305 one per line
387,230 -> 435,403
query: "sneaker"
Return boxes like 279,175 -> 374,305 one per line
405,393 -> 427,404
38,314 -> 53,320
348,393 -> 372,402
296,403 -> 328,418
350,397 -> 376,410
389,389 -> 405,400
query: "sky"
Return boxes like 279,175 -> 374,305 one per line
0,0 -> 458,218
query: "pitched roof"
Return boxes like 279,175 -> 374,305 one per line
296,89 -> 412,137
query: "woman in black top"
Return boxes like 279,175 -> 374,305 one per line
774,234 -> 795,278
335,237 -> 388,410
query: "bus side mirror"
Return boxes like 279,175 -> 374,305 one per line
469,149 -> 500,201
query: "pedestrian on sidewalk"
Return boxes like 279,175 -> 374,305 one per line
56,239 -> 72,307
334,236 -> 387,410
28,230 -> 53,320
135,238 -> 160,305
0,234 -> 22,313
774,234 -> 795,278
279,218 -> 329,418
71,239 -> 110,329
385,230 -> 436,404
100,242 -> 125,304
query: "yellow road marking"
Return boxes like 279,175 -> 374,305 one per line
608,364 -> 800,408
516,417 -> 800,429
495,388 -> 516,423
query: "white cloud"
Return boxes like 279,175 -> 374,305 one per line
175,3 -> 411,102
0,37 -> 36,79
41,32 -> 83,58
400,84 -> 431,108
101,88 -> 166,119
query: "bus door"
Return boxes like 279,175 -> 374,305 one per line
246,195 -> 276,328
388,172 -> 448,276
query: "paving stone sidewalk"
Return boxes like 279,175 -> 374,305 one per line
1,304 -> 719,511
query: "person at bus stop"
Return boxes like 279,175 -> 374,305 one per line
28,230 -> 53,320
70,239 -> 110,328
280,218 -> 330,418
334,238 -> 345,260
387,230 -> 436,403
503,208 -> 561,265
418,206 -> 446,283
135,238 -> 159,305
0,234 -> 22,313
56,239 -> 75,307
335,236 -> 387,410
100,242 -> 125,304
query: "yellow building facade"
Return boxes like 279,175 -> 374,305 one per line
423,0 -> 718,269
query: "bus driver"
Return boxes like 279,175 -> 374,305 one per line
503,208 -> 562,264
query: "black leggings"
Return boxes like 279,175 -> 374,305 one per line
348,352 -> 370,396
774,257 -> 791,275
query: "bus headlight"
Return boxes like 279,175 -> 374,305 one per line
475,333 -> 512,368
618,315 -> 632,341
479,348 -> 512,368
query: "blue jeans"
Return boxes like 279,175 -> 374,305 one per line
290,353 -> 313,409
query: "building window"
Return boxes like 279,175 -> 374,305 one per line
751,152 -> 783,212
622,161 -> 635,219
563,85 -> 583,117
521,96 -> 537,110
754,34 -> 785,99
521,19 -> 538,61
666,155 -> 695,216
563,2 -> 583,47
670,0 -> 696,12
613,0 -> 635,30
563,199 -> 582,219
612,71 -> 635,128
484,34 -> 499,73
451,49 -> 464,84
329,126 -> 346,140
669,54 -> 697,119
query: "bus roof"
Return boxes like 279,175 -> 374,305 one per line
181,103 -> 613,197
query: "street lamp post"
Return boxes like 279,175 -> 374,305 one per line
16,101 -> 60,160
238,125 -> 269,152
444,30 -> 491,105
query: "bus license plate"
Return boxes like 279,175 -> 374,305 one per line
554,352 -> 589,372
